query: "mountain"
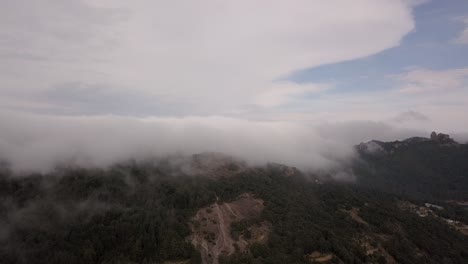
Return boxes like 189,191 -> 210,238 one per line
0,135 -> 468,264
354,132 -> 468,201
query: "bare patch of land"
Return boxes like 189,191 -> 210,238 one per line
341,207 -> 368,226
189,193 -> 270,264
306,251 -> 334,263
356,235 -> 397,264
163,261 -> 190,264
399,201 -> 468,236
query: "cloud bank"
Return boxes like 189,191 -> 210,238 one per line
0,112 -> 436,173
2,1 -> 467,173
0,0 -> 416,116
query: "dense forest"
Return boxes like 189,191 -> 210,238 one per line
354,138 -> 468,200
0,138 -> 467,264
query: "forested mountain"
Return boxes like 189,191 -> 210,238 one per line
0,135 -> 467,264
354,132 -> 468,200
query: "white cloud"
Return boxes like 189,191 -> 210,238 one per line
402,0 -> 430,7
254,82 -> 330,107
0,111 -> 431,172
396,68 -> 468,94
454,17 -> 468,44
0,0 -> 416,116
386,68 -> 468,132
392,110 -> 429,123
2,66 -> 468,172
6,1 -> 467,173
241,67 -> 468,133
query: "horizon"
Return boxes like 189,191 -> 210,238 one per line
1,0 -> 468,171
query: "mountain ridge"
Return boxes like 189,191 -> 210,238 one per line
1,134 -> 468,263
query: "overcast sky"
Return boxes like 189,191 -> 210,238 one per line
1,0 -> 467,171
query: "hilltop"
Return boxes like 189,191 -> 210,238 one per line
354,132 -> 468,201
0,136 -> 468,264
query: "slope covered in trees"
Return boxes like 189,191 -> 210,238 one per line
0,135 -> 468,263
0,154 -> 467,263
354,137 -> 468,200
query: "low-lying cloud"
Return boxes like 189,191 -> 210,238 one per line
3,1 -> 462,174
0,111 -> 436,173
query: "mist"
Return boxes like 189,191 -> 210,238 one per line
1,0 -> 466,174
0,111 -> 439,173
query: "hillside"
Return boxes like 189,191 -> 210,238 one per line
354,132 -> 468,200
0,137 -> 468,264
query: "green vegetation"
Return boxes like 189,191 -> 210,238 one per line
0,140 -> 467,263
354,140 -> 468,200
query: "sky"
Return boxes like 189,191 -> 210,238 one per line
0,0 -> 467,171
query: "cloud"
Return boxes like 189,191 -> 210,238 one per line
253,82 -> 330,108
454,17 -> 468,44
396,68 -> 468,94
3,1 -> 466,173
0,111 -> 433,173
240,66 -> 468,133
401,0 -> 430,7
392,110 -> 429,123
0,0 -> 416,116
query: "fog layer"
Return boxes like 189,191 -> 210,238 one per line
0,112 -> 436,173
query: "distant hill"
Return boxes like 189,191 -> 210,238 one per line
354,132 -> 468,201
1,137 -> 468,264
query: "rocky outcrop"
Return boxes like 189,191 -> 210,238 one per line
357,140 -> 385,154
430,131 -> 455,144
357,132 -> 459,157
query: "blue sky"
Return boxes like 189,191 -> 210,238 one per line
289,0 -> 468,94
1,0 -> 468,170
1,0 -> 467,125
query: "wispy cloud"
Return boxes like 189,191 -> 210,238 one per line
2,1 -> 467,172
0,0 -> 416,116
254,82 -> 331,108
454,16 -> 468,44
392,110 -> 430,123
396,68 -> 468,94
